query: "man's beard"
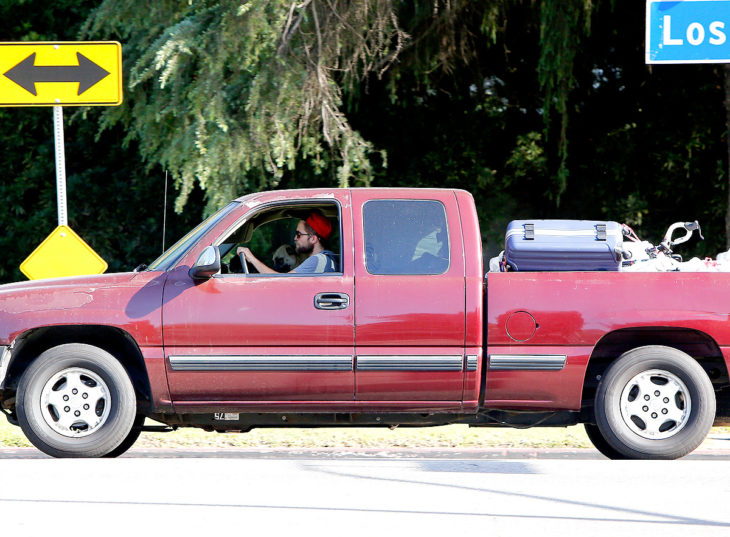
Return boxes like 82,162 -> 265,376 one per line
296,242 -> 314,255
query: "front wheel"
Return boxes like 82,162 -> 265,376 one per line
594,345 -> 715,460
103,414 -> 145,458
17,344 -> 136,458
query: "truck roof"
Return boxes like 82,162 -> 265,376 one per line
233,187 -> 471,205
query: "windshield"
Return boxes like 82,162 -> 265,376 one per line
147,202 -> 239,271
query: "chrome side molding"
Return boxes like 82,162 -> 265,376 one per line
171,354 -> 469,372
488,354 -> 567,371
356,355 -> 463,371
169,355 -> 353,371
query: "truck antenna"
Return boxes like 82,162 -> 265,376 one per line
162,169 -> 168,254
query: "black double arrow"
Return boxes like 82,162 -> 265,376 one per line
3,52 -> 110,96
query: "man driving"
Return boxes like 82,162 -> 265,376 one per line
237,210 -> 337,274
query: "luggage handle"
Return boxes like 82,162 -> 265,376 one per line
524,223 -> 535,240
516,221 -> 617,242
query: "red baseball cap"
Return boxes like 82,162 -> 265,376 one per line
306,211 -> 332,239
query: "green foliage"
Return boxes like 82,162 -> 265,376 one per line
0,0 -> 202,282
538,0 -> 593,203
348,0 -> 728,257
83,0 -> 408,215
1,0 -> 729,284
506,132 -> 548,184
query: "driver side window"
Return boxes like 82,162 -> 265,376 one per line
218,202 -> 341,276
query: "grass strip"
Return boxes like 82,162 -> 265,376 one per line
0,418 -> 727,450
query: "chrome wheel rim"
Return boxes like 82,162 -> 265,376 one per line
40,368 -> 111,438
619,369 -> 691,440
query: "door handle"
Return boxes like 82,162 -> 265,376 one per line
314,292 -> 350,310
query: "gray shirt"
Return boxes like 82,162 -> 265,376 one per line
292,250 -> 337,273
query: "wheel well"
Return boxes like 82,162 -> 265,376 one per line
581,328 -> 730,420
3,326 -> 152,413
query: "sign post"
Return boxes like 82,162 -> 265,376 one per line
53,106 -> 67,227
0,41 -> 122,279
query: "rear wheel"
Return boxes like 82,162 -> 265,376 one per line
594,346 -> 715,459
17,344 -> 136,458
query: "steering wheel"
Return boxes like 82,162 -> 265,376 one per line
238,252 -> 250,275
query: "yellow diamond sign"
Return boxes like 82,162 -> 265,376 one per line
20,225 -> 108,280
0,41 -> 122,107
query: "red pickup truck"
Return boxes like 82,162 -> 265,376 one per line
0,188 -> 725,459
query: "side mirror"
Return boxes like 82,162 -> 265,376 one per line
189,246 -> 221,280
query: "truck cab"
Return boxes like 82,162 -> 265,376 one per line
162,188 -> 482,412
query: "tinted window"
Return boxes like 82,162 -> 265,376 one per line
363,200 -> 449,275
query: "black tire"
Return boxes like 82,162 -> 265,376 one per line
594,345 -> 715,460
103,414 -> 145,458
583,423 -> 628,459
17,343 -> 136,458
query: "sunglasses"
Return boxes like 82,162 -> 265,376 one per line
294,231 -> 313,239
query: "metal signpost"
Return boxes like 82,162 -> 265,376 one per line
0,42 -> 122,279
647,0 -> 730,64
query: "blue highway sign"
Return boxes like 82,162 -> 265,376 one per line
647,1 -> 730,64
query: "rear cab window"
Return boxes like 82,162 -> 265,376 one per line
363,200 -> 450,275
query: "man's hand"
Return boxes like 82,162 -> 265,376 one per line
237,246 -> 254,263
235,246 -> 276,274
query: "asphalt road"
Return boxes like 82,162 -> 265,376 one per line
1,448 -> 729,536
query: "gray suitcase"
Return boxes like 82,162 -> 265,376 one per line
504,220 -> 624,271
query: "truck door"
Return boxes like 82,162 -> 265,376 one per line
352,190 -> 466,404
162,194 -> 355,406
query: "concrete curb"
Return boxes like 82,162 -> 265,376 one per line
0,445 -> 727,459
